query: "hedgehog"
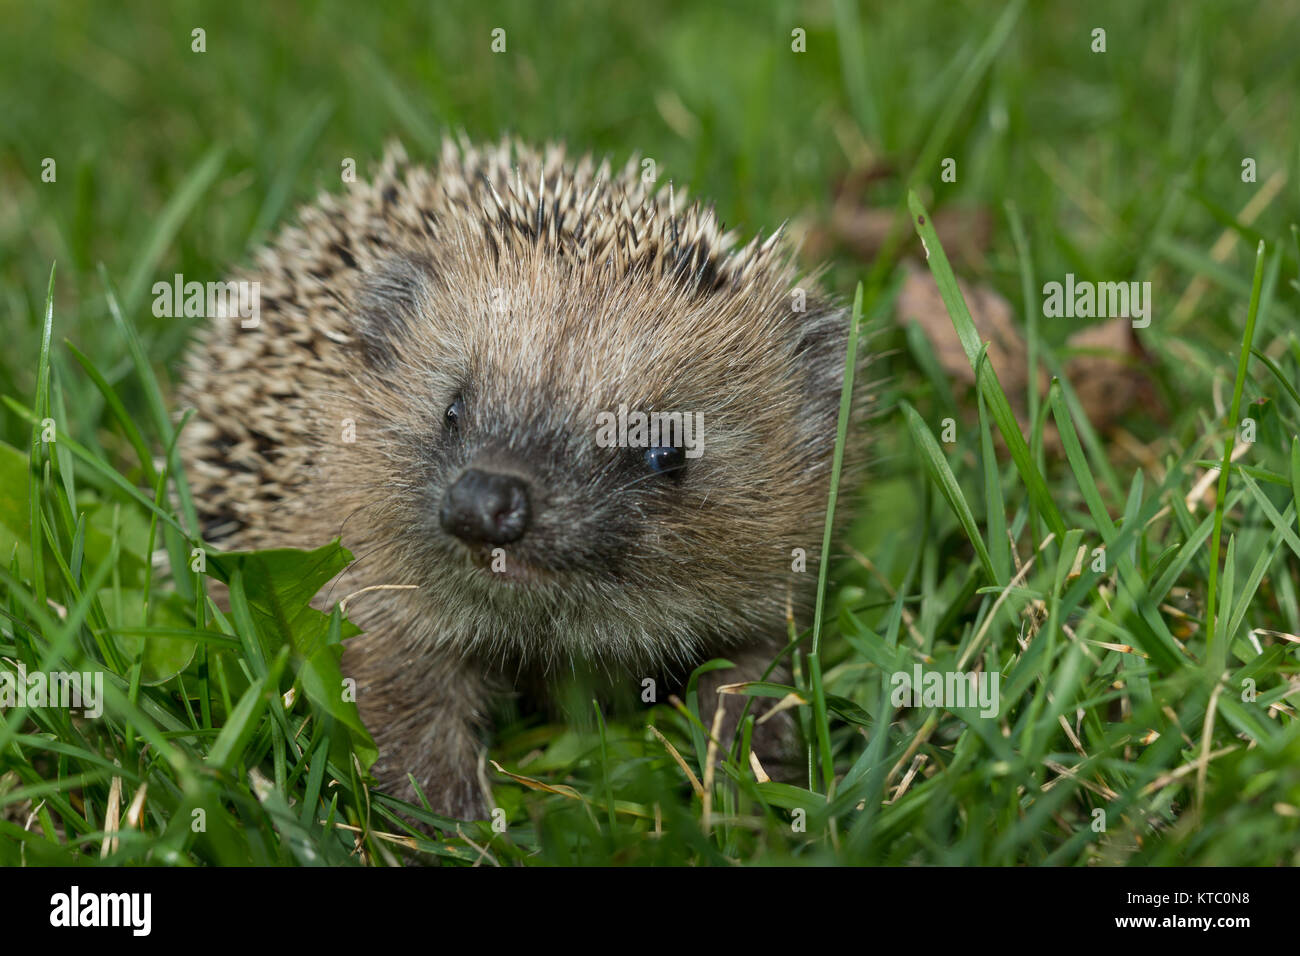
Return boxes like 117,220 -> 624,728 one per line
179,137 -> 868,819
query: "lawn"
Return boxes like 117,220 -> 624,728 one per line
1,0 -> 1298,865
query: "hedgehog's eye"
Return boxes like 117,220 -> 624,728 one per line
444,396 -> 464,433
644,445 -> 686,479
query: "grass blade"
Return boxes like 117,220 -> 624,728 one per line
1205,240 -> 1266,672
908,191 -> 1066,539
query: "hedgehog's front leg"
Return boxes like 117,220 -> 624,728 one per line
346,637 -> 492,820
693,639 -> 801,783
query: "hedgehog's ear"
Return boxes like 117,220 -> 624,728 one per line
353,253 -> 435,369
790,300 -> 852,424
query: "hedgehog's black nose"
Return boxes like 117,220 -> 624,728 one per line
439,469 -> 532,546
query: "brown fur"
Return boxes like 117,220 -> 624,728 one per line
178,137 -> 869,817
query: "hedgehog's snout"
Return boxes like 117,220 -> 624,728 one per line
439,468 -> 532,546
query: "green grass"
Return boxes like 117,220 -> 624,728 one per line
2,0 -> 1299,865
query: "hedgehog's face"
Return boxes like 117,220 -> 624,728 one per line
429,387 -> 694,583
347,248 -> 854,667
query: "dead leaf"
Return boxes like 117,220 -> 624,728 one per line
489,760 -> 583,799
1061,318 -> 1146,434
801,160 -> 992,267
895,263 -> 1157,447
833,205 -> 992,268
897,259 -> 1043,398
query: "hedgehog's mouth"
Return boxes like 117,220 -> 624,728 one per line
464,545 -> 550,586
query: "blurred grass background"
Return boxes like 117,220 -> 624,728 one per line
1,0 -> 1300,865
4,0 -> 1296,408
